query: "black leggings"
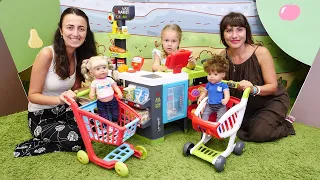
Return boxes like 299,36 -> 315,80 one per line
14,104 -> 84,157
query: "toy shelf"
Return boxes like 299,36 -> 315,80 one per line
121,98 -> 151,110
108,51 -> 130,58
107,33 -> 130,40
139,118 -> 151,129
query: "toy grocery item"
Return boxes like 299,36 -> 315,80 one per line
128,56 -> 144,73
165,49 -> 192,74
111,21 -> 118,34
109,45 -> 126,53
118,64 -> 129,72
67,96 -> 147,177
183,81 -> 249,172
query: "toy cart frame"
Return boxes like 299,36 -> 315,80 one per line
67,97 -> 147,176
183,82 -> 250,172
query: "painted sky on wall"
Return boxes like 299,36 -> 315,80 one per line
60,0 -> 265,36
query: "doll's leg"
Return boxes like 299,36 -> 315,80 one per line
97,100 -> 111,120
108,98 -> 119,122
216,105 -> 227,121
201,104 -> 213,121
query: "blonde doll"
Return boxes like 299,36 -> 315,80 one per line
81,56 -> 122,122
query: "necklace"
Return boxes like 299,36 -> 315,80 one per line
229,55 -> 236,72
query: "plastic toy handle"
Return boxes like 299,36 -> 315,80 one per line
173,66 -> 183,74
221,80 -> 239,89
76,89 -> 90,97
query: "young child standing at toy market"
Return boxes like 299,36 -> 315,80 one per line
152,24 -> 195,72
197,54 -> 230,121
81,56 -> 123,122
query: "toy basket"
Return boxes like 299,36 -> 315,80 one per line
73,99 -> 141,146
67,97 -> 146,176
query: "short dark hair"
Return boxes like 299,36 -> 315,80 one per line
220,12 -> 254,48
203,54 -> 229,73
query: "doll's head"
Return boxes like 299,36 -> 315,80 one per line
81,56 -> 118,82
203,54 -> 229,84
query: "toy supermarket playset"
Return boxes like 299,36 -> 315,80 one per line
72,5 -> 247,176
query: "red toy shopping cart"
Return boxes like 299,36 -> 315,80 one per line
183,81 -> 249,172
67,97 -> 147,176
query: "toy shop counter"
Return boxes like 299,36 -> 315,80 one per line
118,70 -> 188,86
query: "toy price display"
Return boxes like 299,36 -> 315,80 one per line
113,6 -> 135,20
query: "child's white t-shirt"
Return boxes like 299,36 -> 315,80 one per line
152,48 -> 166,65
91,77 -> 115,99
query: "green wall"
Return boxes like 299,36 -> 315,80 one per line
0,0 -> 60,72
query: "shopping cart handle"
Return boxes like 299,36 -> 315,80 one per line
221,80 -> 238,89
65,96 -> 79,109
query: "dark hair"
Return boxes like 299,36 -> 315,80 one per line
220,12 -> 254,48
53,7 -> 97,80
203,54 -> 229,73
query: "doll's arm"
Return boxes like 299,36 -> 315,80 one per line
112,84 -> 123,99
221,89 -> 230,105
89,86 -> 96,100
197,89 -> 208,104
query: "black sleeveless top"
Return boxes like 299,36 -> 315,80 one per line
225,47 -> 288,115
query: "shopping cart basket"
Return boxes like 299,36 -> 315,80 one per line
67,97 -> 147,176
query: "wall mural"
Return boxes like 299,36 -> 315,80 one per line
60,0 -> 308,107
0,0 -> 310,115
256,1 -> 319,66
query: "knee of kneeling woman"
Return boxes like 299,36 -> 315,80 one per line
250,120 -> 275,142
60,140 -> 84,152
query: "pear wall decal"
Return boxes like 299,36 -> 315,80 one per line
28,28 -> 43,48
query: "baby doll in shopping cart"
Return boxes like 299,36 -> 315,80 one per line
197,54 -> 230,121
81,56 -> 123,124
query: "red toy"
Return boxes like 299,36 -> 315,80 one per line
165,49 -> 192,73
128,56 -> 144,73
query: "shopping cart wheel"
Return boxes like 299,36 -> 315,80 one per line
183,142 -> 194,156
115,162 -> 129,177
77,150 -> 89,164
233,141 -> 245,156
135,145 -> 148,160
214,156 -> 226,172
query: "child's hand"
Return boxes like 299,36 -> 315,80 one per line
221,98 -> 228,105
159,65 -> 167,72
188,54 -> 195,62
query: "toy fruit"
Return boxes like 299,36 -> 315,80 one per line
186,61 -> 196,70
191,89 -> 200,97
118,64 -> 129,72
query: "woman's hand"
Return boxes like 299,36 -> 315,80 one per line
238,80 -> 253,91
59,90 -> 77,105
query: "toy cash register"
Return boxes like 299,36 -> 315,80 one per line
165,49 -> 192,74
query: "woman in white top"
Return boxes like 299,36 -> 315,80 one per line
14,7 -> 97,157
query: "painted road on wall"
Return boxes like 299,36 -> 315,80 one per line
60,0 -> 266,36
